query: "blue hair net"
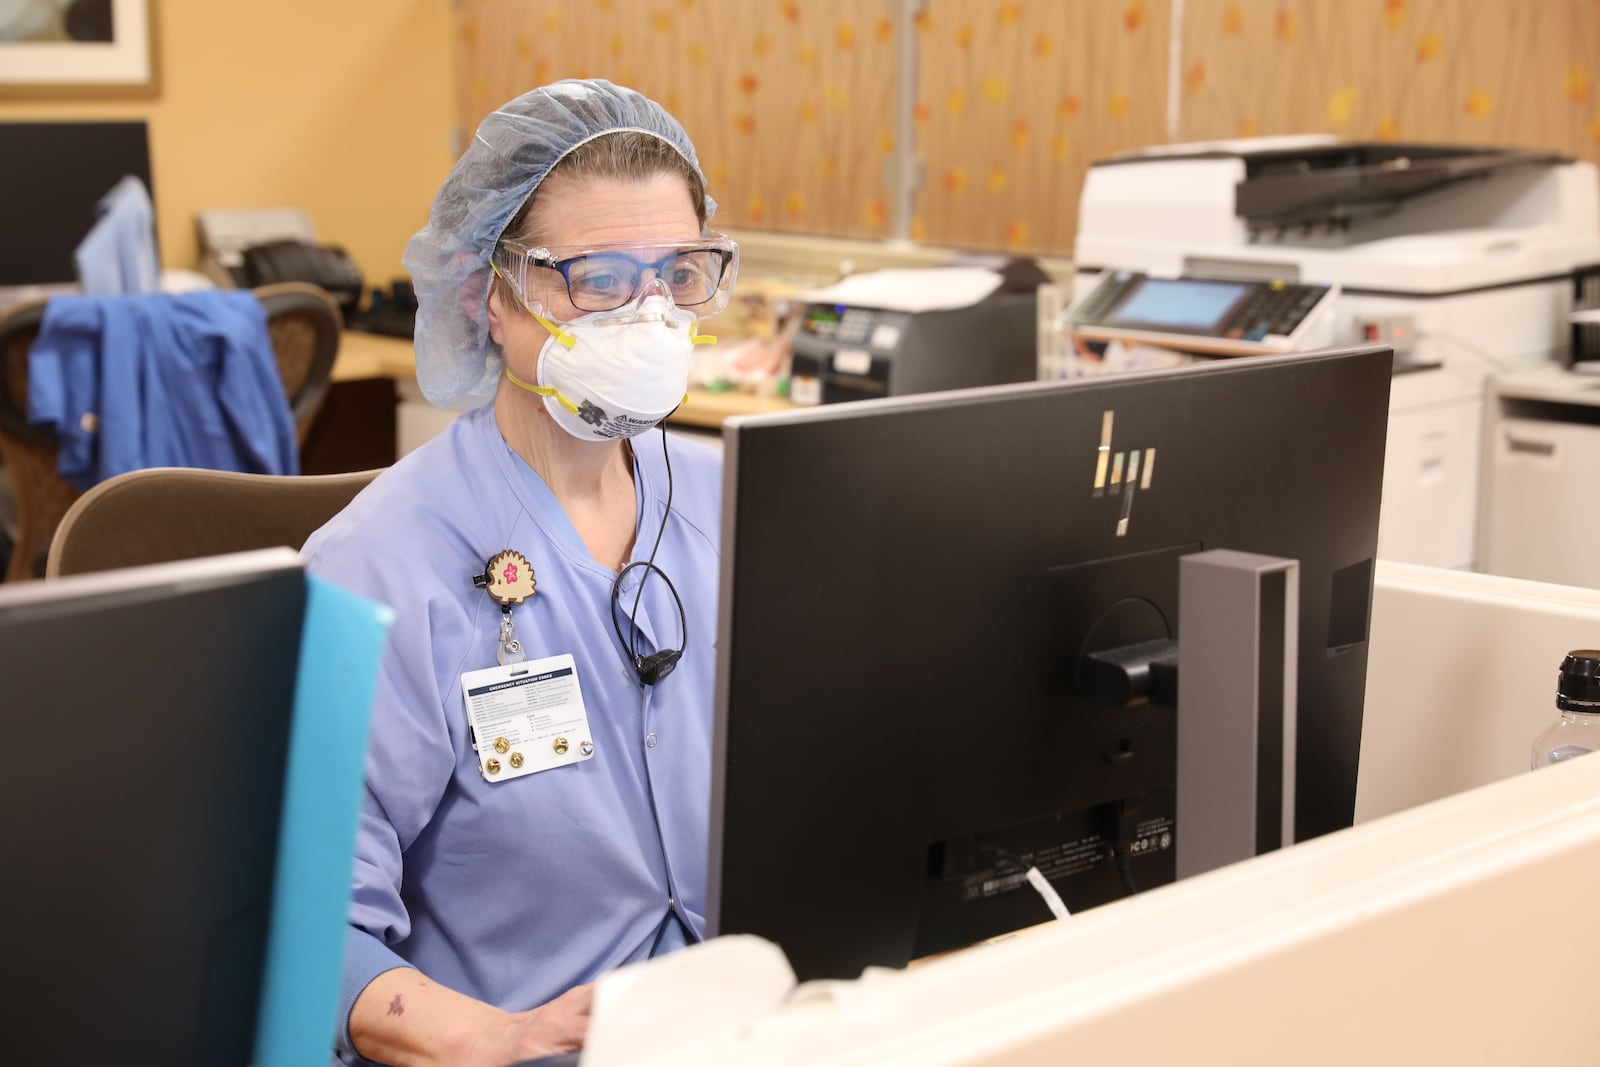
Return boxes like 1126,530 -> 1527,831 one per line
403,79 -> 718,409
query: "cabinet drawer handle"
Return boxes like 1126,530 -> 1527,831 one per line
1504,435 -> 1556,457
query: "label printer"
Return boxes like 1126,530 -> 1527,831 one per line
789,259 -> 1049,405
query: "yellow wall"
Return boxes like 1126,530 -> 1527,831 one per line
0,0 -> 457,289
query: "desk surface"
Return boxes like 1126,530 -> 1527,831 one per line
1490,364 -> 1600,407
670,387 -> 794,428
332,329 -> 795,427
332,330 -> 417,384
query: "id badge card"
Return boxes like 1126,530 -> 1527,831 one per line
459,653 -> 596,782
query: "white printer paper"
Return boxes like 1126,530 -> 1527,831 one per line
796,267 -> 1004,313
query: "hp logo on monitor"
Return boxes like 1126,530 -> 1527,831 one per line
1092,410 -> 1155,537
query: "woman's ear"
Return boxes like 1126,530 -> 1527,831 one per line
484,283 -> 507,346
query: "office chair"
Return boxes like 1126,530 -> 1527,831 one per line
47,465 -> 382,578
0,282 -> 342,582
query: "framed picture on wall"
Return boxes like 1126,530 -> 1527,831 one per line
0,0 -> 157,97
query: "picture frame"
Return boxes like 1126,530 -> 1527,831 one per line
0,0 -> 158,98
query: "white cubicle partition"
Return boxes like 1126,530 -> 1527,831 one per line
583,561 -> 1600,1067
1358,559 -> 1600,822
596,753 -> 1600,1067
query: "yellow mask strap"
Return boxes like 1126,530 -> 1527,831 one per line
690,321 -> 717,346
503,367 -> 581,415
505,368 -> 683,423
490,262 -> 577,348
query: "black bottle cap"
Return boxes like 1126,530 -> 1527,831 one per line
1557,650 -> 1600,710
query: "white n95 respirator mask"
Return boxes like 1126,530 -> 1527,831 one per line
502,291 -> 715,442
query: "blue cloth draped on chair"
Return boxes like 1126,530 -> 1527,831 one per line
26,289 -> 299,490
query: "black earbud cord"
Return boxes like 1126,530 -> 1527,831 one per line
609,424 -> 687,685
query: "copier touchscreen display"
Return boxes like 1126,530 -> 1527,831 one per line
1109,279 -> 1249,330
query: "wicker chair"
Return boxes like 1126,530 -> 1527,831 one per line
0,282 -> 341,582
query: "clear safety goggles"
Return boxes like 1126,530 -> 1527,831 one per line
492,233 -> 740,321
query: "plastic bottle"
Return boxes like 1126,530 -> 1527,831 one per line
1531,650 -> 1600,769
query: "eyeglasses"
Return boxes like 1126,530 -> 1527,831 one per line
493,233 -> 740,319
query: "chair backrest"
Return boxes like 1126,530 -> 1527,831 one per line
256,281 -> 342,440
47,466 -> 381,578
0,282 -> 342,582
0,299 -> 75,584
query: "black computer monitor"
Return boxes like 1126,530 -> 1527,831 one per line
708,344 -> 1392,981
0,120 -> 154,286
0,550 -> 305,1064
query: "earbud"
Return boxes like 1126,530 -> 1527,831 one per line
610,427 -> 689,688
634,650 -> 682,686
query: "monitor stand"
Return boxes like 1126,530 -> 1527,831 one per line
1175,549 -> 1300,879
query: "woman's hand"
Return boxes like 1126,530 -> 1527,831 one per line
350,970 -> 593,1067
467,983 -> 594,1066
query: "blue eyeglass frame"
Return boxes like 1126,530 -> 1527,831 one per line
528,247 -> 736,311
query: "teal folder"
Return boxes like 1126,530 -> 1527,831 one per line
253,575 -> 394,1067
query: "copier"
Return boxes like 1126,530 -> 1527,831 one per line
1067,135 -> 1600,570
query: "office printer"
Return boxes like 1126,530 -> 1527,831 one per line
789,258 -> 1048,405
196,208 -> 364,320
1070,136 -> 1600,570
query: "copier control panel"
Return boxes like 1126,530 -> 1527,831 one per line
1067,271 -> 1337,356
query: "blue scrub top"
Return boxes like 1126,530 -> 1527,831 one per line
301,405 -> 722,1060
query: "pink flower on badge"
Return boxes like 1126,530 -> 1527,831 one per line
503,562 -> 519,584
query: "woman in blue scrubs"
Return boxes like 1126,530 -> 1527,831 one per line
302,80 -> 739,1066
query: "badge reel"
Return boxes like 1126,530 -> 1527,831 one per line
463,550 -> 596,783
475,549 -> 534,666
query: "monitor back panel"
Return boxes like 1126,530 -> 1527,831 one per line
711,347 -> 1392,980
0,564 -> 305,1064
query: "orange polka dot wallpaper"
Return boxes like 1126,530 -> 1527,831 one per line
1181,0 -> 1600,160
453,0 -> 897,240
914,0 -> 1171,253
455,0 -> 1600,254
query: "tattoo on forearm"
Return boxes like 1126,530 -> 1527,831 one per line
388,994 -> 405,1017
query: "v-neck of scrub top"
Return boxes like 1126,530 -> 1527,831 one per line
492,418 -> 674,658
